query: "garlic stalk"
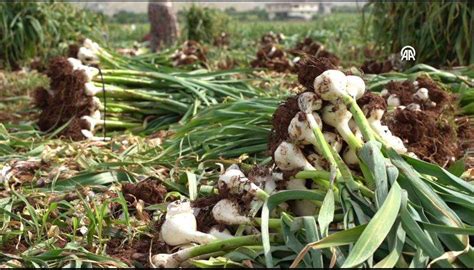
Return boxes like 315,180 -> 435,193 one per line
151,235 -> 276,268
322,103 -> 363,150
161,200 -> 216,246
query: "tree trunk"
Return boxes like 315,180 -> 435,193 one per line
148,1 -> 179,51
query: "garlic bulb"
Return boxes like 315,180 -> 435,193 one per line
322,104 -> 361,148
78,47 -> 99,65
212,199 -> 250,225
313,70 -> 348,102
288,112 -> 322,145
343,147 -> 358,166
323,132 -> 343,153
367,109 -> 407,154
413,88 -> 429,102
298,92 -> 322,113
345,75 -> 366,100
67,57 -> 99,81
151,253 -> 181,268
274,141 -> 315,171
84,82 -> 100,96
387,94 -> 401,108
161,200 -> 216,246
83,38 -> 101,53
208,226 -> 233,240
218,164 -> 248,194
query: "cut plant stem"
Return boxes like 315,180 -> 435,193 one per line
296,170 -> 374,199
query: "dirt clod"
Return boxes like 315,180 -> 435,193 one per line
122,178 -> 167,205
296,56 -> 338,91
386,108 -> 460,166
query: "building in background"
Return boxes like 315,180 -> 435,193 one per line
266,2 -> 332,20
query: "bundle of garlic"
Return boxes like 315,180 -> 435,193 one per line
153,165 -> 284,267
34,39 -> 259,140
272,69 -> 408,179
260,58 -> 474,268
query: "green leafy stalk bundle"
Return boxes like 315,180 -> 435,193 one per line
33,40 -> 260,140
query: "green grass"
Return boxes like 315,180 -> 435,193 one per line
105,12 -> 368,67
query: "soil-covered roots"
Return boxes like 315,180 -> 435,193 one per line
35,57 -> 96,140
296,56 -> 338,91
171,40 -> 207,67
251,44 -> 294,73
290,37 -> 340,70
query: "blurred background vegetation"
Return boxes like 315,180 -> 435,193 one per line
1,1 -> 472,70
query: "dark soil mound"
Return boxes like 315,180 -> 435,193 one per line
251,44 -> 293,73
385,76 -> 452,115
171,40 -> 207,67
386,109 -> 460,166
361,60 -> 393,74
296,56 -> 339,91
268,95 -> 300,157
358,92 -> 387,114
122,179 -> 167,205
290,37 -> 340,70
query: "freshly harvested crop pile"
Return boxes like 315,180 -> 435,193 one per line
251,43 -> 294,73
259,31 -> 285,46
289,37 -> 340,68
380,76 -> 471,166
34,39 -> 258,140
147,56 -> 474,268
171,40 -> 207,67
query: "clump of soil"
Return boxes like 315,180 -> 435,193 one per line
251,44 -> 294,73
122,178 -> 167,205
361,59 -> 393,74
171,40 -> 207,67
68,44 -> 80,58
290,37 -> 340,70
296,55 -> 338,91
456,116 -> 474,153
34,57 -> 98,140
381,76 -> 467,167
358,92 -> 387,114
384,76 -> 452,114
385,109 -> 460,166
213,32 -> 230,47
268,95 -> 300,157
31,87 -> 51,109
